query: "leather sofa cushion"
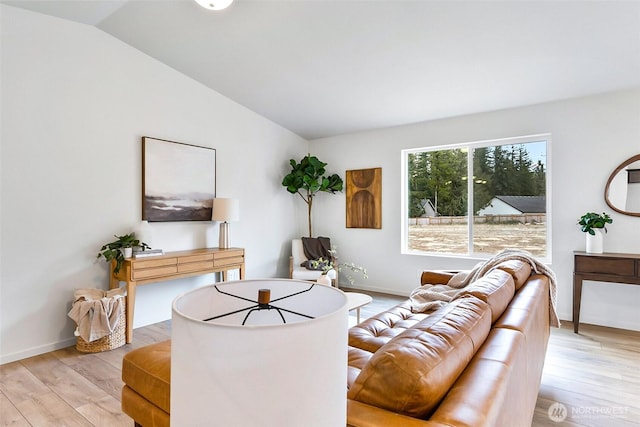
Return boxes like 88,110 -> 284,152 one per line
347,296 -> 491,419
454,268 -> 515,323
496,259 -> 532,290
122,339 -> 171,413
349,301 -> 428,353
348,347 -> 374,389
429,327 -> 527,427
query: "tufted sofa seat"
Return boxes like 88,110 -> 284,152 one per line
346,259 -> 551,426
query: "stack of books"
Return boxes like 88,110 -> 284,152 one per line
133,249 -> 164,258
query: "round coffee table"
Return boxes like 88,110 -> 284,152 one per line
345,292 -> 373,324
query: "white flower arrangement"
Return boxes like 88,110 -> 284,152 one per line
308,246 -> 368,285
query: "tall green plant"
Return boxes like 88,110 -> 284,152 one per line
282,154 -> 343,237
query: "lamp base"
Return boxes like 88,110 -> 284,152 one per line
219,222 -> 230,249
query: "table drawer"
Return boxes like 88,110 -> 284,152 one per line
214,249 -> 244,259
214,256 -> 244,267
133,266 -> 178,280
178,261 -> 214,273
575,256 -> 636,276
179,253 -> 214,264
133,257 -> 177,269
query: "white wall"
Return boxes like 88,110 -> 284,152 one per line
0,5 -> 308,363
311,89 -> 640,332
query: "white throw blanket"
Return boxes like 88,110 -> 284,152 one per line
410,249 -> 560,327
68,288 -> 125,342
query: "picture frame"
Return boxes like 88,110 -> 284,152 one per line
142,136 -> 216,222
346,167 -> 382,229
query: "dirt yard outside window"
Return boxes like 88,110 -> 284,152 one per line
408,223 -> 546,257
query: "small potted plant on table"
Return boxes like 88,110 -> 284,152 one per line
97,233 -> 150,273
577,212 -> 613,253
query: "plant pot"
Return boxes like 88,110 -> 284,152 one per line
121,247 -> 133,259
316,274 -> 332,287
585,229 -> 604,254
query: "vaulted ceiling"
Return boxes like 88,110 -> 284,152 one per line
4,0 -> 640,139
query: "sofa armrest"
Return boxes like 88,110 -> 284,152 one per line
420,270 -> 457,286
347,400 -> 447,427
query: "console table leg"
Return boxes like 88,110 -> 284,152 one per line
573,274 -> 583,333
125,281 -> 136,343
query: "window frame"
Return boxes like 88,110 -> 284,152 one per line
401,133 -> 552,262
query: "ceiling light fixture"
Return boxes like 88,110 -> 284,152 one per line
194,0 -> 233,11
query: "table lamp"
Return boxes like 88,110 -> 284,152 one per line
171,279 -> 348,426
212,198 -> 239,248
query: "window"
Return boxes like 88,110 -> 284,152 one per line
402,135 -> 550,259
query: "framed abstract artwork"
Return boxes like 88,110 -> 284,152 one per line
142,136 -> 216,222
346,167 -> 382,229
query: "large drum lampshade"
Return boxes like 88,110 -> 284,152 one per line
171,279 -> 348,426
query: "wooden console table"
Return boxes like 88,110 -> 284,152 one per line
110,247 -> 245,343
573,251 -> 640,333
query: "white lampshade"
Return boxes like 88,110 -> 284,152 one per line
194,0 -> 233,11
172,279 -> 348,426
212,198 -> 239,222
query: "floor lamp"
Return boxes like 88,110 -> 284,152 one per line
212,198 -> 239,249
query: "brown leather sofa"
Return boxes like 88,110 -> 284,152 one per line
347,259 -> 550,426
122,340 -> 170,427
121,259 -> 549,427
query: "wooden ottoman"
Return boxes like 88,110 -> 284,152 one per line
122,340 -> 171,427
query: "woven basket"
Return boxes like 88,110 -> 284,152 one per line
76,307 -> 126,353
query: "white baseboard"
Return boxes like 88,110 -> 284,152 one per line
557,310 -> 640,332
1,337 -> 77,365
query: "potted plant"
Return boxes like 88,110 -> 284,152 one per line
577,212 -> 613,253
282,154 -> 343,237
97,233 -> 151,273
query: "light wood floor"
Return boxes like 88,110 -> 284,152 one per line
1,290 -> 638,426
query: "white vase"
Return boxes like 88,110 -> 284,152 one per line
122,247 -> 133,259
316,274 -> 332,286
585,229 -> 604,254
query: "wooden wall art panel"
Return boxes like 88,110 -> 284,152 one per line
346,167 -> 382,229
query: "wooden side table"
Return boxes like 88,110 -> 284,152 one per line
573,251 -> 640,333
110,247 -> 245,343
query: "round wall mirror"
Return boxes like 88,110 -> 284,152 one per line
604,154 -> 640,217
